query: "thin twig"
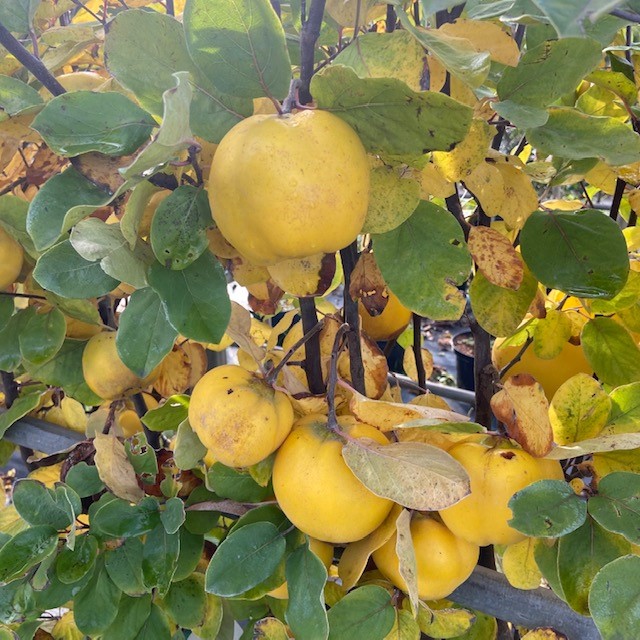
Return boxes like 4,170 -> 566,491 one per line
412,313 -> 426,391
609,178 -> 626,221
0,291 -> 47,300
499,336 -> 534,379
326,323 -> 351,431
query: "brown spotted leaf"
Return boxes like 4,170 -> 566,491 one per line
247,279 -> 284,315
468,226 -> 523,290
491,373 -> 554,457
349,252 -> 389,315
93,432 -> 144,503
341,439 -> 470,510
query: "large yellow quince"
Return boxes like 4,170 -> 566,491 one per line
208,110 -> 370,266
438,442 -> 564,546
272,414 -> 394,544
188,364 -> 294,468
372,514 -> 479,601
359,290 -> 413,341
0,227 -> 23,290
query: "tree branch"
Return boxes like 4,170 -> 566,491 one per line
0,21 -> 65,97
412,313 -> 426,391
611,8 -> 640,23
298,0 -> 326,104
299,297 -> 325,394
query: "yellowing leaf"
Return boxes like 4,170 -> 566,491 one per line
540,199 -> 584,211
624,226 -> 640,252
533,310 -> 572,359
521,629 -> 568,640
549,374 -> 611,445
339,504 -> 403,591
60,397 -> 88,434
403,347 -> 434,383
546,432 -> 640,460
52,611 -> 83,640
341,439 -> 470,511
349,389 -> 469,431
468,226 -> 523,290
465,161 -> 505,215
416,601 -> 475,638
384,608 -> 421,640
433,119 -> 493,182
409,392 -> 451,410
584,162 -> 617,195
491,374 -> 554,457
395,509 -> 418,614
253,617 -> 289,640
496,163 -> 538,229
592,449 -> 640,477
27,463 -> 63,488
0,505 -> 28,536
226,301 -> 266,365
93,432 -> 144,502
502,538 -> 542,590
439,20 -> 519,67
153,345 -> 190,396
419,162 -> 456,199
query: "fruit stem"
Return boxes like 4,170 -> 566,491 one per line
326,323 -> 350,431
266,317 -> 324,386
281,78 -> 302,114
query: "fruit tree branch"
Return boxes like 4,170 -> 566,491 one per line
299,297 -> 326,394
412,313 -> 426,391
0,21 -> 65,97
611,8 -> 640,23
298,0 -> 326,104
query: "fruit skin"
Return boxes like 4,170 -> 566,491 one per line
82,332 -> 158,400
209,110 -> 370,266
372,515 -> 479,601
268,538 -> 333,599
272,414 -> 394,544
359,290 -> 413,341
188,364 -> 294,468
492,336 -> 592,400
439,442 -> 564,546
0,227 -> 23,290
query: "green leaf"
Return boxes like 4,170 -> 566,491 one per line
173,419 -> 208,470
603,382 -> 640,434
0,525 -> 58,583
588,472 -> 640,545
469,267 -> 538,338
69,218 -> 148,289
90,495 -> 161,539
18,307 -> 65,365
55,534 -> 98,585
192,592 -> 224,639
104,9 -> 251,143
184,485 -> 221,536
491,100 -> 549,130
102,593 -> 152,640
33,240 -> 120,299
142,394 -> 189,432
532,0 -> 624,38
46,294 -> 102,326
163,572 -> 207,629
125,432 -> 159,480
327,585 -> 395,640
581,317 -> 640,387
557,518 -> 633,615
0,390 -> 44,440
528,108 -> 640,166
497,38 -> 602,107
64,462 -> 105,498
0,297 -> 13,330
31,91 -> 156,157
141,523 -> 179,597
116,288 -> 177,378
133,603 -> 171,640
150,185 -> 211,270
0,195 -> 36,259
0,0 -> 38,32
184,0 -> 291,100
121,181 -> 160,249
534,539 -> 565,601
312,66 -> 472,156
121,72 -> 195,180
74,558 -> 122,636
393,3 -> 490,88
12,479 -> 81,530
160,497 -> 186,535
589,555 -> 640,639
0,75 -> 43,117
206,463 -> 272,502
104,537 -> 147,597
205,522 -> 286,597
508,479 -> 587,538
520,209 -> 629,299
0,309 -> 28,372
23,339 -> 101,406
148,250 -> 230,343
374,201 -> 472,321
285,542 -> 329,640
587,69 -> 638,105
174,528 -> 204,581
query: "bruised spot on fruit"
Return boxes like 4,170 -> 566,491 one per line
500,451 -> 516,460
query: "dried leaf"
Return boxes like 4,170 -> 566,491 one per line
395,509 -> 418,614
153,344 -> 190,396
468,226 -> 523,290
247,279 -> 284,315
225,301 -> 266,365
349,253 -> 389,315
341,439 -> 470,511
267,252 -> 336,297
93,432 -> 144,502
402,347 -> 434,383
339,504 -> 403,591
491,374 -> 554,457
339,332 -> 389,400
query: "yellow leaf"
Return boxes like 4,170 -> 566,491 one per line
363,166 -> 420,234
52,611 -> 83,640
491,374 -> 554,457
409,393 -> 451,411
266,309 -> 297,352
93,432 -> 144,503
419,162 -> 456,199
465,161 -> 506,216
624,225 -> 640,251
496,163 -> 538,229
468,226 -> 523,290
253,617 -> 289,640
533,310 -> 573,359
585,162 -> 617,195
521,629 -> 568,640
439,20 -> 519,67
395,509 -> 419,614
339,504 -> 403,591
592,449 -> 640,477
402,347 -> 434,383
416,601 -> 475,638
0,505 -> 28,536
433,119 -> 493,182
501,538 -> 542,590
27,463 -> 63,488
426,56 -> 447,93
60,397 -> 88,434
225,301 -> 266,365
540,199 -> 584,211
545,432 -> 640,460
549,374 -> 611,445
384,608 -> 421,640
